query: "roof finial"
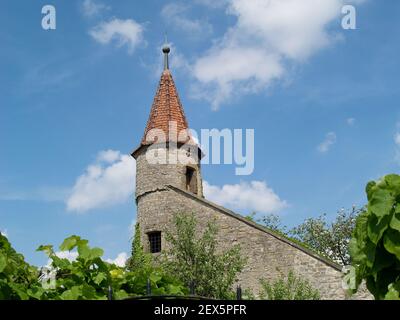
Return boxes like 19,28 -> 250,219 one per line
162,33 -> 170,71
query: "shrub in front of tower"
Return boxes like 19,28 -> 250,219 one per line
259,271 -> 320,300
162,212 -> 247,299
35,235 -> 186,299
0,233 -> 186,300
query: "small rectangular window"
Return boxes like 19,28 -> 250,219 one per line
148,232 -> 161,253
186,167 -> 198,194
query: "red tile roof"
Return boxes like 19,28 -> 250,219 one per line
140,70 -> 192,145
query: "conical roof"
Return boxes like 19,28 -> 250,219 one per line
140,69 -> 190,145
132,46 -> 203,159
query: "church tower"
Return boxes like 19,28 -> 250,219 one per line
131,45 -> 203,253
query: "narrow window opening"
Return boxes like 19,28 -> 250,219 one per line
148,231 -> 161,253
186,167 -> 198,194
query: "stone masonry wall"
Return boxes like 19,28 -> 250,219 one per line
135,146 -> 203,199
137,187 -> 354,300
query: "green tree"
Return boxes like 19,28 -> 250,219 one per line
259,271 -> 320,300
163,212 -> 246,299
260,213 -> 287,234
348,174 -> 400,300
289,207 -> 361,266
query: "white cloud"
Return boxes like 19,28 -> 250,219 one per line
81,0 -> 109,17
64,143 -> 290,228
161,3 -> 213,36
191,0 -> 366,109
97,149 -> 121,163
66,150 -> 136,213
318,132 -> 337,153
106,252 -> 128,267
46,251 -> 79,267
193,47 -> 283,109
55,251 -> 79,262
203,180 -> 287,214
66,149 -> 286,215
51,249 -> 128,268
89,18 -> 145,54
347,118 -> 355,126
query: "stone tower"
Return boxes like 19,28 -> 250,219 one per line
131,45 -> 203,253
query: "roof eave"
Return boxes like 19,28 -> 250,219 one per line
131,142 -> 205,160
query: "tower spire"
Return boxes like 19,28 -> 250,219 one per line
132,42 -> 204,161
162,36 -> 170,71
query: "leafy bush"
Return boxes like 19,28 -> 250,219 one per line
349,174 -> 400,300
37,235 -> 186,299
163,212 -> 246,299
0,234 -> 186,300
259,271 -> 320,300
0,233 -> 40,299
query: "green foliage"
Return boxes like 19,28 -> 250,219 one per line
0,233 -> 40,300
126,223 -> 152,271
289,207 -> 361,265
242,288 -> 255,300
244,212 -> 256,222
259,271 -> 320,300
163,212 -> 246,299
36,235 -> 113,300
36,235 -> 185,300
0,234 -> 185,300
349,174 -> 400,300
259,210 -> 360,266
260,213 -> 287,234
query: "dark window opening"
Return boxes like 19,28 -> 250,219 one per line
148,232 -> 161,253
186,167 -> 198,194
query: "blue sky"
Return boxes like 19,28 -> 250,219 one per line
0,0 -> 399,266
